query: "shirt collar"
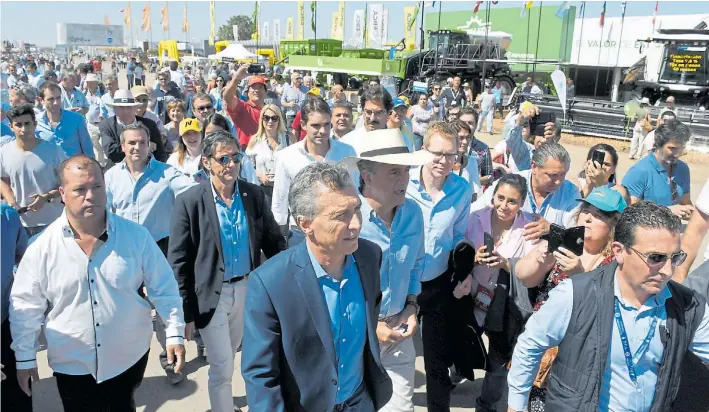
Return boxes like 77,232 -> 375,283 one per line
648,152 -> 669,173
306,242 -> 354,280
359,194 -> 399,227
210,179 -> 240,204
59,209 -> 114,240
119,155 -> 156,172
613,269 -> 673,311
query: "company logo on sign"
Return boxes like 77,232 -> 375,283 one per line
457,16 -> 492,35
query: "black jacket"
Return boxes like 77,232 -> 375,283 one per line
168,180 -> 286,329
99,115 -> 167,164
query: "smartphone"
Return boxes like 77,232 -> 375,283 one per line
247,63 -> 265,74
529,112 -> 556,136
398,324 -> 409,334
542,224 -> 585,256
591,149 -> 606,167
17,206 -> 29,214
483,232 -> 495,254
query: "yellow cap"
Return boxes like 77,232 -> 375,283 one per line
179,118 -> 202,136
307,87 -> 321,97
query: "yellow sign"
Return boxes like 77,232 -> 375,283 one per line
209,1 -> 216,45
331,12 -> 340,39
336,1 -> 345,40
286,17 -> 294,40
297,1 -> 305,40
404,6 -> 416,46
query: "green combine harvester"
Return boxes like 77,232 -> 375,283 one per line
279,29 -> 517,99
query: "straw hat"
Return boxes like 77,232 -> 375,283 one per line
341,129 -> 433,169
106,90 -> 142,107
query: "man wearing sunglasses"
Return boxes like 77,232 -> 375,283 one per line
169,130 -> 285,412
508,201 -> 709,412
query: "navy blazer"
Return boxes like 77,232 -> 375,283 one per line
241,239 -> 393,412
168,180 -> 286,329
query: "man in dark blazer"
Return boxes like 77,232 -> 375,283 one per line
168,130 -> 285,412
99,89 -> 167,165
242,162 -> 393,412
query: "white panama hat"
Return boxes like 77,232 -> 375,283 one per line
106,89 -> 142,107
341,129 -> 434,169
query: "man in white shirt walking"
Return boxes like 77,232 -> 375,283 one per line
271,96 -> 356,244
10,154 -> 186,412
476,83 -> 497,135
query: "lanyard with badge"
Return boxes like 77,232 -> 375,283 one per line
614,298 -> 659,386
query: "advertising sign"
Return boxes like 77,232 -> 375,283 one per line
57,23 -> 125,47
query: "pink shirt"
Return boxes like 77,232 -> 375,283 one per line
465,206 -> 536,327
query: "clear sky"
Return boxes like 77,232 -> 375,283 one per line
3,1 -> 709,47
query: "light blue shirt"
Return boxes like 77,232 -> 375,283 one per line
359,196 -> 425,318
306,244 -> 366,403
61,86 -> 90,111
281,83 -> 308,117
406,166 -> 472,282
100,92 -> 115,119
622,154 -> 691,207
1,204 -> 28,322
504,114 -> 534,172
36,109 -> 94,158
508,274 -> 709,412
27,71 -> 43,89
473,169 -> 581,228
212,181 -> 251,280
105,157 -> 196,241
84,89 -> 102,124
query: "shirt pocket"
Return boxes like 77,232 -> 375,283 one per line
99,254 -> 139,290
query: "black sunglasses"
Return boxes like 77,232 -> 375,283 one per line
213,152 -> 243,166
625,244 -> 687,268
195,104 -> 214,112
263,115 -> 280,123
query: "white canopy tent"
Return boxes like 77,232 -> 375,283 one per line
208,43 -> 256,60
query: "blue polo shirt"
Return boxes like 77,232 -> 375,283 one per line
36,109 -> 94,158
622,153 -> 690,206
212,181 -> 251,281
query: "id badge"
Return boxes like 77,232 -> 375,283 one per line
474,285 -> 494,310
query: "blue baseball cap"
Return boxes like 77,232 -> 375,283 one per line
578,186 -> 627,213
393,97 -> 408,109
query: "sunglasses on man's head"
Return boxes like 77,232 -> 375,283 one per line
263,115 -> 280,123
625,244 -> 687,268
213,152 -> 244,166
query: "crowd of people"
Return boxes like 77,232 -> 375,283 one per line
2,50 -> 709,412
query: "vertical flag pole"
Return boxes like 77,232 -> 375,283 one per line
574,2 -> 586,85
532,1 -> 543,83
419,1 -> 425,50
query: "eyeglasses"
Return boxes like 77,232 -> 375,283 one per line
624,244 -> 687,268
263,115 -> 280,123
195,104 -> 214,112
433,87 -> 441,91
213,152 -> 244,166
428,151 -> 459,162
363,109 -> 387,118
669,176 -> 679,203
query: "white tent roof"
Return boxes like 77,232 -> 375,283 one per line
208,44 -> 256,60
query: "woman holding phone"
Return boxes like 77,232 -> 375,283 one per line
245,104 -> 288,205
511,186 -> 626,411
458,174 -> 537,411
573,144 -> 628,201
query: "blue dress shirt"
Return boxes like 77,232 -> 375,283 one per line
306,245 -> 366,403
36,110 -> 94,158
100,93 -> 115,119
61,86 -> 90,111
1,121 -> 13,138
406,166 -> 473,282
105,158 -> 196,241
359,196 -> 425,318
508,274 -> 709,412
212,181 -> 252,281
622,154 -> 691,207
1,204 -> 28,323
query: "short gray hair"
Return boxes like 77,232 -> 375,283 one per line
120,123 -> 150,144
201,129 -> 239,159
654,119 -> 691,148
103,74 -> 117,84
356,159 -> 379,191
289,163 -> 355,221
11,83 -> 36,103
531,141 -> 571,168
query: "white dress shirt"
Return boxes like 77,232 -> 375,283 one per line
271,138 -> 356,225
9,211 -> 185,382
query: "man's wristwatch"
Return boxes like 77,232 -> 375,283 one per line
405,299 -> 420,313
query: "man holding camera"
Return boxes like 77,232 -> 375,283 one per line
224,64 -> 266,147
502,103 -> 561,173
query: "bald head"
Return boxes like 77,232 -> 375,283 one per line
58,155 -> 104,187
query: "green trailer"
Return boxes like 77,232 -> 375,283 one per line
279,39 -> 343,58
